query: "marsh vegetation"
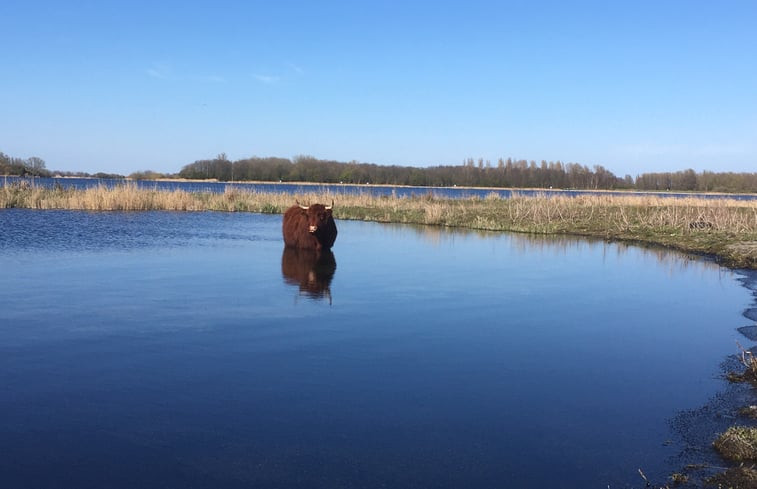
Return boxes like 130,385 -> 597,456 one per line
3,183 -> 756,268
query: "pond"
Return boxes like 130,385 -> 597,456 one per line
0,209 -> 754,488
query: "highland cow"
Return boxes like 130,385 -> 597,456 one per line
282,201 -> 337,250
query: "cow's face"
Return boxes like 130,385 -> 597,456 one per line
303,204 -> 332,234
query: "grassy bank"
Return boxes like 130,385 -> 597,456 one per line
3,183 -> 756,268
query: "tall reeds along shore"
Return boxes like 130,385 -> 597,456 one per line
3,183 -> 756,268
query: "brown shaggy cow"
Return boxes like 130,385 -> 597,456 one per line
282,201 -> 337,250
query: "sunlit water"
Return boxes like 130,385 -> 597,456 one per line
1,209 -> 754,488
5,176 -> 757,201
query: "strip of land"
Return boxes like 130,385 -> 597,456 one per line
3,183 -> 756,269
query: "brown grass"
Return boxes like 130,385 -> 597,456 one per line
727,345 -> 757,383
706,466 -> 757,488
3,183 -> 757,268
713,426 -> 757,462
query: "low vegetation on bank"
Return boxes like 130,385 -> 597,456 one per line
704,425 -> 757,487
3,182 -> 756,269
713,426 -> 757,462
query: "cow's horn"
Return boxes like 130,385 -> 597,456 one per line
296,200 -> 309,210
325,200 -> 334,210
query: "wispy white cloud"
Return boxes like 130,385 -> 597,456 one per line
253,74 -> 280,84
286,62 -> 304,75
249,62 -> 303,85
146,63 -> 227,84
148,63 -> 291,85
197,75 -> 226,83
146,63 -> 172,80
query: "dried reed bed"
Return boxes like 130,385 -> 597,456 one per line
713,426 -> 757,462
3,183 -> 756,267
501,193 -> 757,234
0,184 -> 289,212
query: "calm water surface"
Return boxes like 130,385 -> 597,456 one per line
0,209 -> 753,488
5,176 -> 757,200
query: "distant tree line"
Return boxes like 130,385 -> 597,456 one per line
179,154 -> 757,193
1,151 -> 126,179
3,149 -> 756,193
635,169 -> 757,193
0,152 -> 51,177
179,154 -> 632,190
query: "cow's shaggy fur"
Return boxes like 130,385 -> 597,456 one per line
282,203 -> 337,250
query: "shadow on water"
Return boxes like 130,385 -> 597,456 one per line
281,247 -> 337,303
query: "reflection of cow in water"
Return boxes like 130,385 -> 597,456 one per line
282,202 -> 337,250
281,248 -> 337,302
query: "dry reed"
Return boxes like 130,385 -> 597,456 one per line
2,183 -> 756,268
713,426 -> 757,461
729,344 -> 757,383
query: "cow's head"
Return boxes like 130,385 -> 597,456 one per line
298,200 -> 333,234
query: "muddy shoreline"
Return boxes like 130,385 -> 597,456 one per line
659,269 -> 757,488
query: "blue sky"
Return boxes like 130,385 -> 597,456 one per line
1,1 -> 755,177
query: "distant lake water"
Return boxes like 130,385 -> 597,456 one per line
4,175 -> 757,200
1,209 -> 755,488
